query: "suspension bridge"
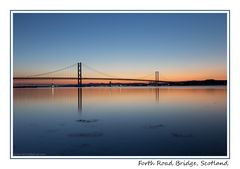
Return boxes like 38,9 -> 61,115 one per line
13,62 -> 170,87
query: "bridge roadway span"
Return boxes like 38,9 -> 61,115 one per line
13,77 -> 169,83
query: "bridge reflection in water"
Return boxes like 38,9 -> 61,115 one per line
50,87 -> 83,113
78,87 -> 82,113
76,87 -> 160,114
155,87 -> 159,103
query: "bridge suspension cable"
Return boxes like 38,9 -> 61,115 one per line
14,62 -> 169,84
82,63 -> 117,78
27,63 -> 77,77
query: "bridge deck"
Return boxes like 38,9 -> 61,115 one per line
13,77 -> 168,83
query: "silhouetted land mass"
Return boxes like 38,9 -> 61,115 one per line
167,79 -> 227,86
14,79 -> 227,88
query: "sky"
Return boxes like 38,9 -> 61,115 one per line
13,12 -> 227,81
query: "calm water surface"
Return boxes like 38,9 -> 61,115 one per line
13,87 -> 227,156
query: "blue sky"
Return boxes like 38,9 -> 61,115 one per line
13,13 -> 227,80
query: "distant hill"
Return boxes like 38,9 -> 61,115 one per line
167,79 -> 227,86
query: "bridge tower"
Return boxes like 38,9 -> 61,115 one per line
78,62 -> 82,87
155,71 -> 159,85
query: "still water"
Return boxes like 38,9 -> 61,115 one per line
13,87 -> 227,156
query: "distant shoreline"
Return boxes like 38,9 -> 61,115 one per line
13,79 -> 227,88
